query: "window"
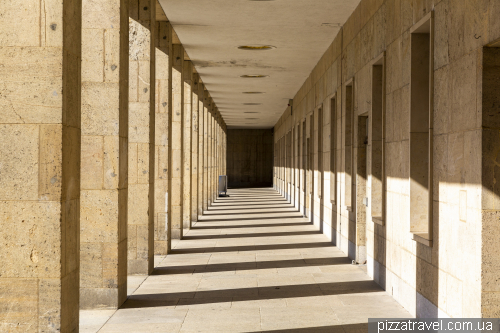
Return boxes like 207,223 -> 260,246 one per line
410,12 -> 434,246
330,97 -> 337,204
344,80 -> 354,209
371,53 -> 385,225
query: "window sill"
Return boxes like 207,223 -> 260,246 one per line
412,232 -> 432,247
372,216 -> 384,226
345,206 -> 352,212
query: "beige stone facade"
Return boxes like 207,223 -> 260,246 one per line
1,0 -> 499,330
80,0 -> 129,311
128,0 -> 155,276
0,1 -> 226,329
0,0 -> 82,329
274,0 -> 500,319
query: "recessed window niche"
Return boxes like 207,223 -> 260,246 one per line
317,106 -> 323,198
330,97 -> 337,204
344,79 -> 354,210
409,12 -> 434,246
371,53 -> 385,225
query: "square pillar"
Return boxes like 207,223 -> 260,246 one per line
207,103 -> 212,206
222,125 -> 227,175
212,112 -> 216,202
170,43 -> 184,239
216,114 -> 220,197
203,92 -> 209,211
128,0 -> 155,275
211,108 -> 216,203
80,0 -> 129,309
197,83 -> 205,216
0,0 -> 81,330
215,116 -> 218,194
182,60 -> 193,230
191,74 -> 200,222
154,21 -> 171,254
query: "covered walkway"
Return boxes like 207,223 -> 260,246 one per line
81,188 -> 409,332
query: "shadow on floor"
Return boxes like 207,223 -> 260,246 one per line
197,215 -> 305,222
212,200 -> 289,205
202,209 -> 300,216
190,222 -> 313,230
152,256 -> 352,275
182,230 -> 321,240
256,323 -> 368,333
120,280 -> 382,309
171,242 -> 336,254
207,204 -> 297,211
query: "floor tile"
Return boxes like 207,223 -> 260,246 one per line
81,188 -> 411,332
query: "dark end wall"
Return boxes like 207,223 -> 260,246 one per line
227,129 -> 273,188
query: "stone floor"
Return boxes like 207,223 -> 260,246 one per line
81,188 -> 410,332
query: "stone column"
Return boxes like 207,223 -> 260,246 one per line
276,137 -> 278,192
203,92 -> 209,211
80,0 -> 129,309
216,113 -> 220,199
198,83 -> 205,216
128,0 -> 155,275
182,60 -> 192,231
191,74 -> 200,222
214,113 -> 218,200
212,109 -> 216,203
170,43 -> 184,239
0,0 -> 81,330
217,115 -> 221,192
224,126 -> 227,175
154,21 -> 171,254
213,109 -> 217,201
219,115 -> 222,186
207,105 -> 213,206
222,124 -> 225,175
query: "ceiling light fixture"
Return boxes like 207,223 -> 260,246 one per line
240,74 -> 268,78
244,112 -> 259,114
242,92 -> 265,94
238,45 -> 276,50
243,103 -> 262,105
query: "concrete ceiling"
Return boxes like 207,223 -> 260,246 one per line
158,0 -> 360,129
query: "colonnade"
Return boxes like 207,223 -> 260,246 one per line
0,1 -> 226,331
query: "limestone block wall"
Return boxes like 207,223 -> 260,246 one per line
0,1 -> 228,327
208,106 -> 213,205
182,61 -> 192,231
197,84 -> 205,216
0,0 -> 82,330
227,129 -> 274,188
80,0 -> 129,310
170,44 -> 183,239
154,21 -> 171,255
191,75 -> 200,223
203,94 -> 209,211
273,0 -> 500,319
128,0 -> 155,276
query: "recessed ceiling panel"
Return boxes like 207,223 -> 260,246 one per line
159,0 -> 360,128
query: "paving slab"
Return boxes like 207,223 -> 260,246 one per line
81,188 -> 411,332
